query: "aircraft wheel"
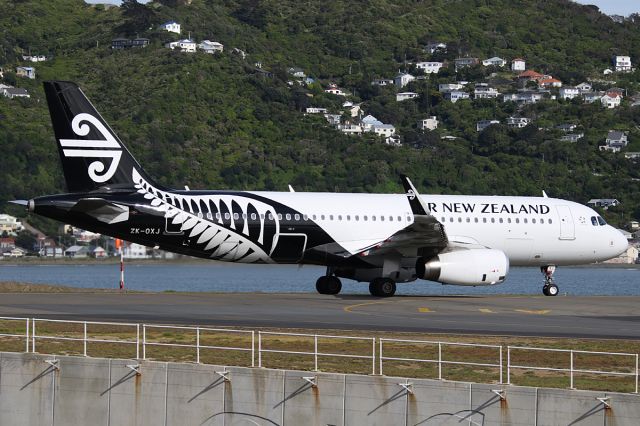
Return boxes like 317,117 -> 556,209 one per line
369,278 -> 396,297
542,285 -> 550,296
546,283 -> 559,296
316,276 -> 342,295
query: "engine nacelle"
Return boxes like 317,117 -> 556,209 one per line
418,249 -> 509,286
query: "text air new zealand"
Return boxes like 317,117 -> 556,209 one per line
17,81 -> 628,297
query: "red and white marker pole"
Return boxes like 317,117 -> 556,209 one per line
116,239 -> 124,291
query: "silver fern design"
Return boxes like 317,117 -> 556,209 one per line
132,169 -> 280,263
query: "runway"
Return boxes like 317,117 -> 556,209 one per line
1,292 -> 639,339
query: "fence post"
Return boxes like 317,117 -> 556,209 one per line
635,353 -> 638,394
499,346 -> 503,384
251,331 -> 255,368
379,339 -> 383,376
136,324 -> 140,360
314,335 -> 318,372
142,325 -> 146,360
196,327 -> 200,364
438,342 -> 442,380
507,346 -> 511,385
25,318 -> 29,353
570,350 -> 574,389
32,319 -> 36,353
258,331 -> 262,368
83,322 -> 87,357
372,338 -> 376,376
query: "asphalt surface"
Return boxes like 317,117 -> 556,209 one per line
1,292 -> 640,339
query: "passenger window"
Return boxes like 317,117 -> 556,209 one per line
234,213 -> 240,220
548,219 -> 552,224
251,213 -> 257,220
450,217 -> 454,222
242,214 -> 247,219
524,218 -> 528,224
295,214 -> 300,221
338,215 -> 342,221
207,213 -> 213,220
321,215 -> 325,220
483,218 -> 487,223
329,215 -> 334,221
540,218 -> 544,224
507,218 -> 511,224
441,217 -> 446,222
260,213 -> 265,220
198,212 -> 203,219
268,213 -> 273,220
355,215 -> 359,221
380,216 -> 384,221
458,217 -> 462,223
532,218 -> 536,224
303,214 -> 308,221
474,218 -> 479,223
515,218 -> 519,224
499,218 -> 503,223
224,213 -> 230,220
277,214 -> 283,220
285,214 -> 291,220
466,218 -> 470,223
372,216 -> 376,221
364,215 -> 368,221
397,216 -> 402,222
491,218 -> 495,223
347,215 -> 351,221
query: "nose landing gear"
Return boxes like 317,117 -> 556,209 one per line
541,265 -> 559,296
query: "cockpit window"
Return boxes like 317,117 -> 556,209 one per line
597,216 -> 607,226
591,216 -> 598,226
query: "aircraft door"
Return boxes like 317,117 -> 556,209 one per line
556,205 -> 575,240
270,233 -> 307,263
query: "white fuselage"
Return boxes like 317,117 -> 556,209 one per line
249,191 -> 628,266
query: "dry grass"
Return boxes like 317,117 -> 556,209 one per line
1,318 -> 638,393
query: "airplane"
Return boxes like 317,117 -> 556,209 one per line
14,81 -> 629,297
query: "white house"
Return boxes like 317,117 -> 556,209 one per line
424,42 -> 447,54
160,20 -> 181,34
0,214 -> 23,234
583,92 -> 603,104
16,66 -> 35,79
438,83 -> 464,92
601,131 -> 629,153
601,93 -> 622,109
394,73 -> 415,88
477,120 -> 500,132
474,85 -> 499,99
165,39 -> 196,53
342,101 -> 361,118
506,117 -> 531,128
556,123 -> 577,132
371,78 -> 394,86
502,91 -> 543,104
614,55 -> 632,72
396,92 -> 418,102
65,245 -> 89,258
324,84 -> 347,96
415,62 -> 443,74
22,55 -> 46,62
454,57 -> 479,71
576,82 -> 592,93
2,88 -> 30,99
559,133 -> 584,143
199,40 -> 224,54
361,115 -> 383,132
305,107 -> 328,114
511,58 -> 526,71
559,87 -> 580,100
372,124 -> 396,137
123,242 -> 150,259
418,116 -> 438,131
385,135 -> 401,146
482,57 -> 506,67
444,91 -> 470,103
288,67 -> 306,78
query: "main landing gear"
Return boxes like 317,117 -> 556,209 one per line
541,265 -> 559,296
369,277 -> 396,297
316,273 -> 342,295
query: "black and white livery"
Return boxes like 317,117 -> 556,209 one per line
19,81 -> 628,297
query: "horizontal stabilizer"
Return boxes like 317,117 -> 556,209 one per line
71,198 -> 129,224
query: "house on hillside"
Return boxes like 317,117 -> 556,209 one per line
2,87 -> 30,99
394,73 -> 415,88
474,84 -> 499,99
601,93 -> 622,109
91,246 -> 107,258
342,101 -> 361,118
424,42 -> 447,54
305,107 -> 328,114
439,83 -> 464,92
454,57 -> 479,71
444,91 -> 470,103
511,58 -> 526,71
502,91 -> 543,104
324,84 -> 346,96
111,38 -> 130,49
556,123 -> 577,132
396,92 -> 418,102
559,133 -> 584,143
583,92 -> 603,104
165,39 -> 196,53
16,66 -> 35,79
371,78 -> 393,86
599,131 -> 628,153
0,214 -> 23,234
65,245 -> 89,258
517,70 -> 544,82
613,55 -> 632,72
559,87 -> 580,100
587,199 -> 620,209
576,82 -> 592,93
477,120 -> 500,132
199,40 -> 224,54
506,117 -> 531,128
160,20 -> 181,34
372,124 -> 396,138
22,55 -> 47,62
0,238 -> 15,252
287,67 -> 306,78
482,57 -> 506,67
538,77 -> 562,88
131,38 -> 150,48
415,62 -> 443,74
418,116 -> 438,131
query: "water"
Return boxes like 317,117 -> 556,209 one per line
0,262 -> 639,296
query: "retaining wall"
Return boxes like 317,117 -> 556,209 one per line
1,351 -> 639,425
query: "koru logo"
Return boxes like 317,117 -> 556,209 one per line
406,189 -> 416,201
59,113 -> 122,183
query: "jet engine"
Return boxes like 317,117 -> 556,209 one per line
417,249 -> 509,286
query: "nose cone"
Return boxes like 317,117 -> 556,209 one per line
609,228 -> 629,258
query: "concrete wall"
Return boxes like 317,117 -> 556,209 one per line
1,351 -> 639,425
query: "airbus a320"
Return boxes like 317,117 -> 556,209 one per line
14,81 -> 628,297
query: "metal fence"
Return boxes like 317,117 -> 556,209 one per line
1,316 -> 639,393
507,346 -> 639,393
379,338 -> 503,383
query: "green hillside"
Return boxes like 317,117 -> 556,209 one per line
1,0 -> 639,233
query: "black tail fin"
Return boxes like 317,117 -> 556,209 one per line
43,81 -> 160,193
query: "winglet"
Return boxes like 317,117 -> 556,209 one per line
400,175 -> 430,215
